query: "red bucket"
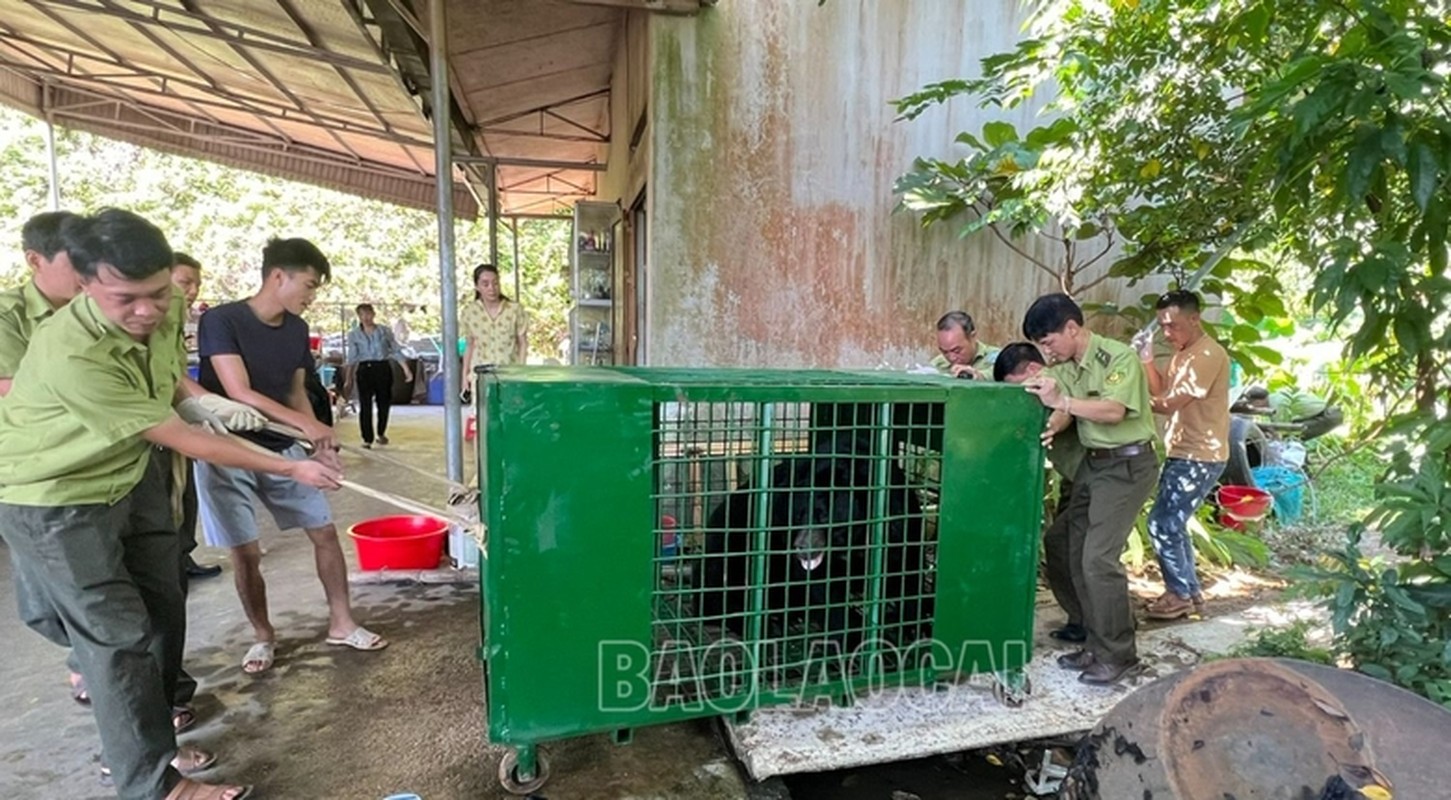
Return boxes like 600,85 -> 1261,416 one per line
1216,485 -> 1273,529
347,514 -> 448,570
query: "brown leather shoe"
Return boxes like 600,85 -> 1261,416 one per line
1078,658 -> 1141,685
1056,649 -> 1096,671
1146,591 -> 1194,620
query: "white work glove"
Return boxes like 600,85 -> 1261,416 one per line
176,397 -> 228,435
176,395 -> 267,434
1131,328 -> 1155,361
196,394 -> 268,432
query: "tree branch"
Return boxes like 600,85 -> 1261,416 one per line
1078,229 -> 1117,271
1075,271 -> 1117,294
988,223 -> 1060,280
1309,398 -> 1409,482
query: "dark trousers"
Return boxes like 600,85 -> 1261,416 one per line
1066,450 -> 1159,665
356,360 -> 395,444
0,453 -> 186,799
11,452 -> 197,709
1042,479 -> 1082,627
179,454 -> 199,560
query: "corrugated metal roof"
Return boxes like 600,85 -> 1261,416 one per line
0,0 -> 682,216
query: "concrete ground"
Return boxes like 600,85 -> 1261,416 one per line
0,404 -> 1286,800
0,406 -> 749,800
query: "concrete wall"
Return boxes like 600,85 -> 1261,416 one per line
643,0 -> 1122,368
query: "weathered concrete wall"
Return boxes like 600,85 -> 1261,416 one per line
646,1 -> 1123,368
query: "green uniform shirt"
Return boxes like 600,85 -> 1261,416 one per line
1043,363 -> 1084,479
931,342 -> 1001,380
1058,333 -> 1156,449
0,295 -> 186,506
0,281 -> 59,378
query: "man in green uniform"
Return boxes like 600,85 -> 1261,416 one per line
995,343 -> 1088,643
0,208 -> 339,800
1021,293 -> 1159,685
0,211 -> 82,667
931,310 -> 1000,379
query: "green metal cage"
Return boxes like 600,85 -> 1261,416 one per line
476,367 -> 1045,794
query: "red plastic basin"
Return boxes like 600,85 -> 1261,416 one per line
1217,485 -> 1274,522
347,514 -> 448,571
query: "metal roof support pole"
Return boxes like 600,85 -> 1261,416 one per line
511,217 -> 521,303
488,164 -> 501,270
42,85 -> 60,210
430,0 -> 463,483
44,121 -> 60,210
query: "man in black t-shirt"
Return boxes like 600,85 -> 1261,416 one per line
196,238 -> 387,675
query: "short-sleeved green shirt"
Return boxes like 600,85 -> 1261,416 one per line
1057,333 -> 1157,449
930,342 -> 1001,380
0,281 -> 60,378
1043,363 -> 1084,479
0,294 -> 186,506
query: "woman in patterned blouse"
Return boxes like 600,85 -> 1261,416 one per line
460,264 -> 528,391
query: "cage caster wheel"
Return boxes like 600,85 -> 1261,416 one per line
992,674 -> 1032,708
498,749 -> 550,795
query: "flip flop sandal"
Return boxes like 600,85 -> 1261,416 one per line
241,641 -> 276,675
324,627 -> 388,652
173,706 -> 198,734
100,746 -> 217,786
164,778 -> 253,800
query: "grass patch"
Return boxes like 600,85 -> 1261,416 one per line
1305,437 -> 1381,525
1224,620 -> 1334,665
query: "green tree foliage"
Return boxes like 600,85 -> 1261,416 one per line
895,0 -> 1451,703
0,106 -> 572,358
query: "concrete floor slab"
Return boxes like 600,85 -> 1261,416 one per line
0,407 -> 746,800
725,598 -> 1321,781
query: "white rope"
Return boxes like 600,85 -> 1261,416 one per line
225,430 -> 486,544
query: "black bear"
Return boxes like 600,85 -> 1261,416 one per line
694,425 -> 934,655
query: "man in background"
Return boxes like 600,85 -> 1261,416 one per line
169,252 -> 224,580
932,311 -> 1000,380
0,210 -> 86,699
1137,290 -> 1230,620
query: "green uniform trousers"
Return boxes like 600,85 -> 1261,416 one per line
0,452 -> 185,800
8,451 -> 199,707
1065,450 -> 1159,665
1042,479 -> 1082,627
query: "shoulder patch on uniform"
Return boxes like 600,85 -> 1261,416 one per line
1095,348 -> 1113,368
1106,370 -> 1124,386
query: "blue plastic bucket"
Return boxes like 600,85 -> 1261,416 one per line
1251,465 -> 1307,523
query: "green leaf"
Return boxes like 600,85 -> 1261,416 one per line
1240,4 -> 1270,43
1359,662 -> 1392,682
1405,583 -> 1451,610
982,121 -> 1019,148
1347,123 -> 1383,203
954,131 -> 986,151
1408,139 -> 1439,212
